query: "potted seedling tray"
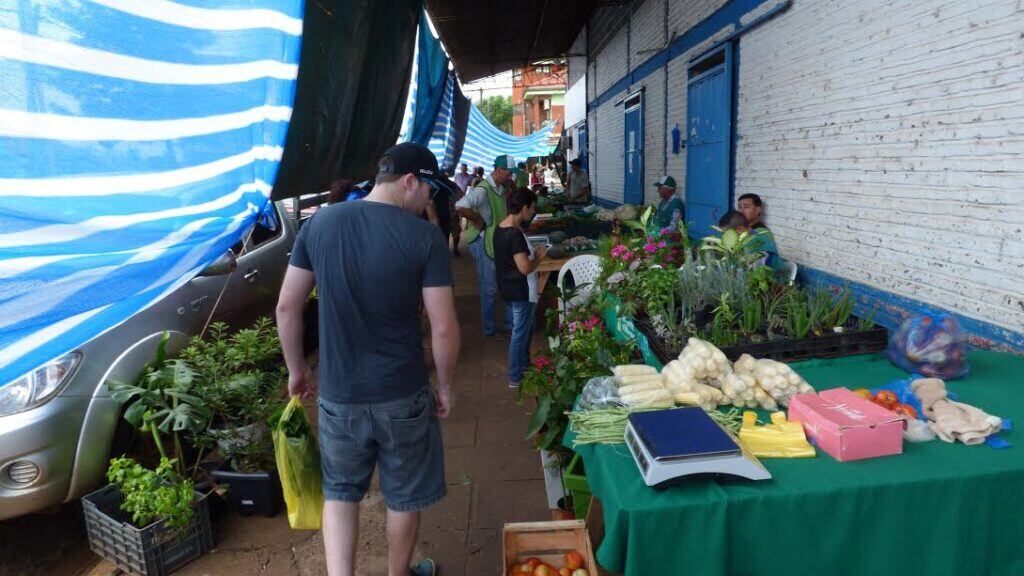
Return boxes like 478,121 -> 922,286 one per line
637,319 -> 888,365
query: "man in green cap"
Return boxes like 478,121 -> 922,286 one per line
653,175 -> 684,232
456,154 -> 516,337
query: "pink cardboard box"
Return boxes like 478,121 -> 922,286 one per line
787,388 -> 904,462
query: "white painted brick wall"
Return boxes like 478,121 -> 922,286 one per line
736,0 -> 1024,334
568,26 -> 587,88
630,0 -> 665,62
596,30 -> 629,95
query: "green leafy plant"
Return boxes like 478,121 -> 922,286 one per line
785,288 -> 813,339
739,294 -> 764,336
180,318 -> 286,471
826,287 -> 856,328
523,302 -> 635,452
857,307 -> 878,331
106,456 -> 195,529
107,333 -> 211,475
706,293 -> 740,347
699,227 -> 760,265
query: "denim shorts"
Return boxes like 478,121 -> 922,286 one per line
318,387 -> 446,512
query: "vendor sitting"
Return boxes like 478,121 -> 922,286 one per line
718,210 -> 780,270
737,193 -> 767,230
653,176 -> 684,232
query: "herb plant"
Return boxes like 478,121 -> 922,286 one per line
106,456 -> 195,529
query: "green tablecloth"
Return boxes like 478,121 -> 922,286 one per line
570,352 -> 1024,575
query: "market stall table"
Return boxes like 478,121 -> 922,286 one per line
568,351 -> 1024,576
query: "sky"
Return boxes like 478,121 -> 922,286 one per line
462,70 -> 513,102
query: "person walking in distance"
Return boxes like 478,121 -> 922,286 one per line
276,142 -> 460,576
456,154 -> 518,338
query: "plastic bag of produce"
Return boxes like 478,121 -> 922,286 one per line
677,337 -> 732,383
750,358 -> 814,406
273,396 -> 323,530
578,377 -> 623,410
721,372 -> 778,411
739,411 -> 816,458
886,314 -> 970,379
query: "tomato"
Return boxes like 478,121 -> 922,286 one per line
892,403 -> 919,419
572,570 -> 588,576
873,391 -> 897,407
564,551 -> 584,570
532,565 -> 553,576
516,564 -> 533,574
559,568 -> 572,576
853,388 -> 872,400
524,558 -> 543,570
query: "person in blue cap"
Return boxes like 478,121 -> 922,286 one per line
653,175 -> 684,232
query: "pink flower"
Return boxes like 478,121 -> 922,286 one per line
589,315 -> 600,325
621,251 -> 633,261
657,241 -> 667,249
533,356 -> 552,368
659,227 -> 673,236
644,243 -> 657,254
568,321 -> 579,332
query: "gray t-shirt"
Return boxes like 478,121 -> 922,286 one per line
567,169 -> 590,201
290,200 -> 453,403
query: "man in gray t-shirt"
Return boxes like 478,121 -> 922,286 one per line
566,158 -> 591,202
276,142 -> 460,576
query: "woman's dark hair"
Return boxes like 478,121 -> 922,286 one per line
506,187 -> 537,215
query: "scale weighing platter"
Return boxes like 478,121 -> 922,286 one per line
625,407 -> 771,489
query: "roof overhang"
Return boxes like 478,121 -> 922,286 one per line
425,0 -> 595,83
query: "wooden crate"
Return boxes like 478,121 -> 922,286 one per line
502,520 -> 597,575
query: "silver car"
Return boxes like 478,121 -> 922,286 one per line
0,202 -> 296,521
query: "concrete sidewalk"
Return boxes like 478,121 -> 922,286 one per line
87,250 -> 551,576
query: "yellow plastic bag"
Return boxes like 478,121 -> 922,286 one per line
738,411 -> 816,458
273,396 -> 323,529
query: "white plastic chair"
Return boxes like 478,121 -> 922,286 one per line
556,254 -> 603,318
775,259 -> 798,286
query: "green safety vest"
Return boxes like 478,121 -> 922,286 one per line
464,179 -> 507,259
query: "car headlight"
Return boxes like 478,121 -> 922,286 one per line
0,352 -> 81,417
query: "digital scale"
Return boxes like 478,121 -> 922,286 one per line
624,407 -> 772,490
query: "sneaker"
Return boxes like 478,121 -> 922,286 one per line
508,381 -> 521,389
410,558 -> 436,576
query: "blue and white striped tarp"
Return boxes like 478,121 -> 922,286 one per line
458,103 -> 555,171
0,0 -> 303,387
402,9 -> 555,172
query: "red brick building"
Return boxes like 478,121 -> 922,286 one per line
511,60 -> 567,147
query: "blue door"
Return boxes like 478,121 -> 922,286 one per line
623,92 -> 643,205
685,45 -> 732,238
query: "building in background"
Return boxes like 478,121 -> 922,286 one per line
512,60 -> 567,147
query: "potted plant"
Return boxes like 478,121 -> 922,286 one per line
180,319 -> 286,516
82,456 -> 212,576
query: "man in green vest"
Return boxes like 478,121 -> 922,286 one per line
456,154 -> 516,337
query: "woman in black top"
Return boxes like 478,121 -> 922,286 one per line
493,188 -> 547,387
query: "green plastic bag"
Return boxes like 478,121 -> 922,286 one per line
273,396 -> 323,529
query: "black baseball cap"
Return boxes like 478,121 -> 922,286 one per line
378,142 -> 439,180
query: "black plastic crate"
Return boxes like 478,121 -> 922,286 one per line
82,485 -> 213,576
636,319 -> 888,364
